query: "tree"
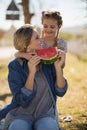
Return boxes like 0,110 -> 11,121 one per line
81,0 -> 87,9
19,0 -> 34,23
81,0 -> 87,3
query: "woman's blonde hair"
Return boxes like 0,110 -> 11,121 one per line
14,24 -> 35,52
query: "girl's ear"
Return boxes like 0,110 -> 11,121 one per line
54,29 -> 59,43
58,24 -> 61,29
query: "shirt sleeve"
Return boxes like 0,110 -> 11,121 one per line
8,60 -> 35,107
55,79 -> 68,97
51,65 -> 68,97
57,39 -> 67,52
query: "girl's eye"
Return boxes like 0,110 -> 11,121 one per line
43,25 -> 55,29
43,25 -> 48,28
50,26 -> 55,29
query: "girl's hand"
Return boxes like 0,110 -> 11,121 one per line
28,55 -> 41,74
54,49 -> 66,70
15,52 -> 36,60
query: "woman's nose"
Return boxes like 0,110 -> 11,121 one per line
40,39 -> 44,47
40,39 -> 43,44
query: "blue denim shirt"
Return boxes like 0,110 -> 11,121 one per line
0,58 -> 68,119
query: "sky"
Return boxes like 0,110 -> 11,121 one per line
0,0 -> 87,30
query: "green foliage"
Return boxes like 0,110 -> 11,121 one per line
60,32 -> 87,43
60,32 -> 77,41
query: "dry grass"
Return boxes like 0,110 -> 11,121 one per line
0,59 -> 12,107
0,53 -> 87,129
58,53 -> 87,130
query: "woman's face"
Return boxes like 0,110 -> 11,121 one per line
27,30 -> 42,52
42,18 -> 58,38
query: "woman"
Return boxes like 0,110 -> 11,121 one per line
0,10 -> 68,127
3,24 -> 68,130
0,10 -> 67,122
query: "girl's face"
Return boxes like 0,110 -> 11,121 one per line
42,18 -> 58,38
27,30 -> 42,52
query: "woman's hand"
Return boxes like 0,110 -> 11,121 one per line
15,52 -> 36,60
54,50 -> 66,89
28,55 -> 41,74
54,49 -> 66,70
25,55 -> 40,90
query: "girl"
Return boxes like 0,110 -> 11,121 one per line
41,10 -> 67,52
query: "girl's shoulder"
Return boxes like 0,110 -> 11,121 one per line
56,38 -> 67,52
57,38 -> 67,43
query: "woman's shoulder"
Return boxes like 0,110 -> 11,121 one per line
8,59 -> 17,66
56,38 -> 67,52
8,58 -> 24,69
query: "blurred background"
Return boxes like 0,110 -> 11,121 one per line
0,0 -> 87,129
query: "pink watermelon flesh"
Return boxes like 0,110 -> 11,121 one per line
35,47 -> 58,60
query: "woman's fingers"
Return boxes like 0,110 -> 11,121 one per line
29,55 -> 41,66
58,49 -> 65,60
28,55 -> 41,73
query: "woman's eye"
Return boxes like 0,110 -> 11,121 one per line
36,36 -> 39,39
36,37 -> 38,39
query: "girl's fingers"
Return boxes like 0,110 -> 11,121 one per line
28,52 -> 36,56
30,55 -> 40,61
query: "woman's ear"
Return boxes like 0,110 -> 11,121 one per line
26,45 -> 31,52
41,30 -> 44,38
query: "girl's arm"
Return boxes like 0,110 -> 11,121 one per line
15,52 -> 35,60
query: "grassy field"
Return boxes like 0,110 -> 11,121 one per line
58,53 -> 87,130
0,53 -> 87,130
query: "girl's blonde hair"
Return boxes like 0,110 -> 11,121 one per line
14,24 -> 35,52
41,10 -> 63,29
41,10 -> 63,40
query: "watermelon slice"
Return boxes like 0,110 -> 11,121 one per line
35,47 -> 58,64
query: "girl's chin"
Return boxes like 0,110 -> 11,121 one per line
45,35 -> 53,37
35,47 -> 42,50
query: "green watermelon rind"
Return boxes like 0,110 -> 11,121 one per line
35,47 -> 58,64
41,56 -> 58,64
